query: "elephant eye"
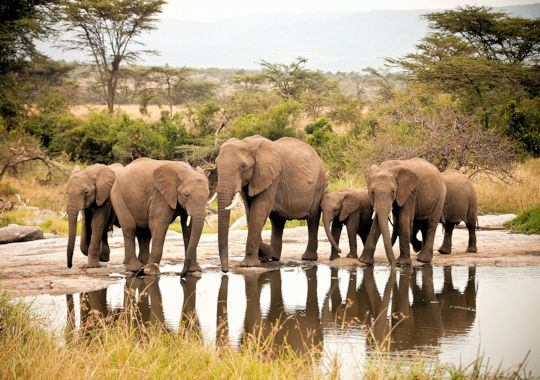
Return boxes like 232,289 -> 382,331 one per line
185,193 -> 191,199
83,189 -> 89,196
240,163 -> 247,169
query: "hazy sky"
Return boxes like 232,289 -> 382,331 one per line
162,0 -> 539,21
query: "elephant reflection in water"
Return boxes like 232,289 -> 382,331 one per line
241,267 -> 323,355
391,266 -> 477,351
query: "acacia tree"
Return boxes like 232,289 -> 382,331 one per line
149,66 -> 191,114
60,0 -> 165,113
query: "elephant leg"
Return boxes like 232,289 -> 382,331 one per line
99,226 -> 110,262
301,207 -> 321,261
410,220 -> 424,253
266,214 -> 285,261
242,192 -> 274,267
123,227 -> 143,272
396,212 -> 412,265
360,219 -> 381,265
466,221 -> 477,253
80,210 -> 91,256
144,221 -> 169,275
87,209 -> 109,268
346,217 -> 359,259
136,227 -> 151,264
416,216 -> 439,263
180,214 -> 201,272
329,220 -> 343,260
438,222 -> 454,254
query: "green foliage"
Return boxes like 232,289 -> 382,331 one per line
305,117 -> 333,146
503,99 -> 540,156
232,102 -> 300,140
187,102 -> 221,137
505,205 -> 540,234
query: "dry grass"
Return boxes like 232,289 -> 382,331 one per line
474,158 -> 540,214
70,104 -> 188,121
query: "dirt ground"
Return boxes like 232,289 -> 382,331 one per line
0,215 -> 539,297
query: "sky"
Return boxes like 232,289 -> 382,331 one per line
161,0 -> 540,21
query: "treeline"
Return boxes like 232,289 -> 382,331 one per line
0,2 -> 538,183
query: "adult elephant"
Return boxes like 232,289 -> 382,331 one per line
215,135 -> 326,269
110,158 -> 209,276
360,157 -> 445,266
321,188 -> 373,260
66,163 -> 123,268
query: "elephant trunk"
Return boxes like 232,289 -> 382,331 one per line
323,213 -> 341,253
377,209 -> 396,266
180,213 -> 205,278
66,209 -> 79,268
217,187 -> 233,273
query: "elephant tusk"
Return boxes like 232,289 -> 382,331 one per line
372,211 -> 376,220
225,192 -> 241,210
205,218 -> 214,229
187,215 -> 191,226
207,192 -> 217,205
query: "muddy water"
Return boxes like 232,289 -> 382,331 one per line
25,265 -> 540,376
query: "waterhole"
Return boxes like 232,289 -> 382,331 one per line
24,264 -> 540,375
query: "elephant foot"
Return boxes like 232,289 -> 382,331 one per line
301,250 -> 318,261
259,243 -> 278,262
329,252 -> 340,261
125,259 -> 144,272
240,256 -> 261,267
396,256 -> 412,266
466,246 -> 477,253
416,252 -> 433,263
86,261 -> 101,269
359,253 -> 374,265
438,245 -> 452,254
99,246 -> 110,262
346,252 -> 358,259
143,263 -> 161,276
188,261 -> 202,272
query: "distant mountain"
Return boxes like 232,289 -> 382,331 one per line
38,3 -> 540,72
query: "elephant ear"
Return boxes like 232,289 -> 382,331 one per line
95,166 -> 116,206
248,139 -> 281,197
153,164 -> 179,209
393,166 -> 419,207
339,192 -> 362,221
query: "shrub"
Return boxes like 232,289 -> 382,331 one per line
232,102 -> 300,140
505,205 -> 540,234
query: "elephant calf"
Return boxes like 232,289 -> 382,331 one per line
321,189 -> 373,260
111,158 -> 209,276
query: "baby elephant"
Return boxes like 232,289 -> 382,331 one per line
321,189 -> 373,260
408,170 -> 478,254
111,158 -> 209,276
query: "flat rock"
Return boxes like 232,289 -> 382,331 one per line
0,224 -> 44,244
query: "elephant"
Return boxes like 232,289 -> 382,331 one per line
66,163 -> 123,268
215,135 -> 326,270
321,188 -> 373,260
402,170 -> 478,255
110,158 -> 209,277
360,157 -> 446,266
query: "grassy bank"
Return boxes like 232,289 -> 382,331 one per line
0,291 -> 534,379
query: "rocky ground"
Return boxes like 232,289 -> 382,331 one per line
0,214 -> 538,297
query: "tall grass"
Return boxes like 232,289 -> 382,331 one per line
474,158 -> 540,214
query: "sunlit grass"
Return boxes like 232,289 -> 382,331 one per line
474,158 -> 540,214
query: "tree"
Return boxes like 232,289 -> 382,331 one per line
230,73 -> 266,91
60,0 -> 165,113
388,6 -> 539,152
259,57 -> 335,100
150,66 -> 191,114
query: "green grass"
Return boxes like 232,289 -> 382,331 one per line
504,205 -> 540,234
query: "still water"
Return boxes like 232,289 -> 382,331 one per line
26,265 -> 540,375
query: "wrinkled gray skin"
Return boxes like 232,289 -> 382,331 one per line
110,158 -> 209,276
360,158 -> 446,266
216,135 -> 326,269
321,188 -> 373,260
66,163 -> 123,268
405,170 -> 477,255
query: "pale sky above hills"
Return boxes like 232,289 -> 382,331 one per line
162,0 -> 539,21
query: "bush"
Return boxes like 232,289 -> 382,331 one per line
232,102 -> 300,140
505,205 -> 540,234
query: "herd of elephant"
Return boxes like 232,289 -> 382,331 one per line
66,135 -> 477,276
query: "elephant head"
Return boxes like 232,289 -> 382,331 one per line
153,162 -> 209,277
66,164 -> 116,268
366,164 -> 419,266
321,189 -> 364,253
215,135 -> 281,272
